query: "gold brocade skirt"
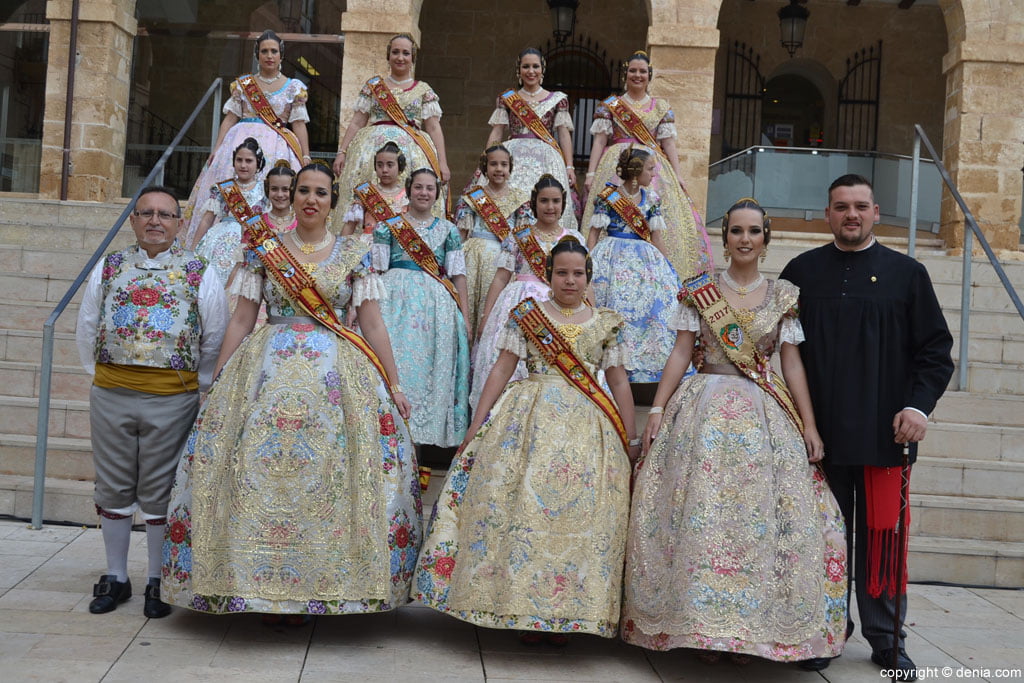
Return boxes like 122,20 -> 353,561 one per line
622,373 -> 848,657
414,374 -> 630,636
161,320 -> 421,615
462,236 -> 502,338
581,142 -> 713,279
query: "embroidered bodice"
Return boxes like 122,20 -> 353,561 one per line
454,184 -> 532,241
497,306 -> 627,376
355,79 -> 442,126
371,217 -> 465,276
590,95 -> 675,141
488,91 -> 573,136
590,186 -> 666,235
225,76 -> 309,123
495,226 -> 585,275
672,277 -> 803,367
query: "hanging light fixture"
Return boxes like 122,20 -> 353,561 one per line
547,0 -> 579,44
778,0 -> 810,58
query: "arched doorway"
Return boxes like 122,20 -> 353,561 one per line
761,73 -> 824,148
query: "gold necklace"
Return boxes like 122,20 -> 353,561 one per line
557,301 -> 586,317
267,210 -> 295,231
533,225 -> 560,243
720,270 -> 765,298
291,230 -> 333,255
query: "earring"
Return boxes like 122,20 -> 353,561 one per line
760,246 -> 768,263
631,179 -> 639,193
724,249 -> 731,263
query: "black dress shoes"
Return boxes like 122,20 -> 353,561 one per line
143,578 -> 172,619
797,657 -> 833,671
89,575 -> 132,614
871,647 -> 918,681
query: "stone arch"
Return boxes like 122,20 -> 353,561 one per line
764,59 -> 837,148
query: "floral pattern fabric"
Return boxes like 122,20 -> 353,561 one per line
183,77 -> 309,243
369,218 -> 470,447
584,95 -> 713,279
415,307 -> 630,636
95,244 -> 206,372
589,188 -> 680,383
161,237 -> 422,615
621,277 -> 848,658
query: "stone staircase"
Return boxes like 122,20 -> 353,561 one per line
0,197 -> 1021,587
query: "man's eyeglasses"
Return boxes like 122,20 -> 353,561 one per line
133,210 -> 179,221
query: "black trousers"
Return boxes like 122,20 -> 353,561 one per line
823,462 -> 909,653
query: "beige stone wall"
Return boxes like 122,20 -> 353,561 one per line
39,0 -> 137,201
711,0 -> 948,160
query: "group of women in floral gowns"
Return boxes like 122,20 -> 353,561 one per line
157,30 -> 848,669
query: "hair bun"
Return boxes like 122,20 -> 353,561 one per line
273,158 -> 292,169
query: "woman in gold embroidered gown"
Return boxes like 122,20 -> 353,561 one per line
414,239 -> 638,642
455,144 -> 531,337
162,164 -> 420,617
471,48 -> 577,230
332,34 -> 449,223
184,30 -> 310,243
622,199 -> 847,661
582,50 -> 712,280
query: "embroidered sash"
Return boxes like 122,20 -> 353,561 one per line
680,272 -> 804,432
216,180 -> 394,391
238,75 -> 303,161
500,90 -> 561,154
355,182 -> 402,224
511,225 -> 551,283
367,76 -> 442,177
463,188 -> 513,242
511,298 -> 629,450
383,214 -> 460,305
597,185 -> 653,242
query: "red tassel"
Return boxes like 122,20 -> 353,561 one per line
864,466 -> 911,599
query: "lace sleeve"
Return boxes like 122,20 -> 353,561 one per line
445,250 -> 467,278
487,103 -> 509,127
554,97 -> 574,132
668,300 -> 700,332
779,315 -> 805,345
421,86 -> 442,121
342,201 -> 364,224
590,118 -> 613,137
494,236 -> 516,271
496,315 -> 528,359
589,196 -> 612,231
655,121 -> 677,140
351,271 -> 388,309
224,80 -> 244,117
371,223 -> 392,271
228,253 -> 264,303
354,83 -> 373,114
599,316 -> 628,370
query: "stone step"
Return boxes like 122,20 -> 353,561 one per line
0,328 -> 81,366
0,360 -> 91,400
921,421 -> 1024,462
0,245 -> 120,280
951,332 -> 1024,365
933,390 -> 1024,427
0,474 -> 97,524
0,272 -> 83,306
0,396 -> 90,440
910,493 -> 1024,543
0,435 -> 94,482
908,535 -> 1023,588
943,306 -> 1024,337
913,456 -> 1024,499
0,197 -> 129,231
962,361 -> 1024,395
0,298 -> 80,334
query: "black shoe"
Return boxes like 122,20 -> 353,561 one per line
797,657 -> 833,671
89,575 -> 131,614
871,648 -> 918,681
143,579 -> 171,619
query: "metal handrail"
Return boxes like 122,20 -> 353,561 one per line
30,77 -> 224,529
910,124 -> 1024,391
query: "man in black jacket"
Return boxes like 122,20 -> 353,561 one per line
780,174 -> 954,681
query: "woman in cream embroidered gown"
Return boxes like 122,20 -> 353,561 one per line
469,175 -> 583,410
184,30 -> 309,242
472,48 -> 577,230
622,199 -> 847,661
415,239 -> 638,639
333,34 -> 449,223
583,50 -> 712,280
455,144 -> 531,337
369,169 -> 470,448
162,165 -> 420,616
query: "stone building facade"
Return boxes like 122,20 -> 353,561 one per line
12,0 -> 1024,249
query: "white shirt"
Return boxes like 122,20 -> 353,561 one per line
75,246 -> 229,392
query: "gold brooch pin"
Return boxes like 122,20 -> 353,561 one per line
871,276 -> 877,282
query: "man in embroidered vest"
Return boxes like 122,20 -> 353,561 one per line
780,174 -> 954,681
75,186 -> 228,618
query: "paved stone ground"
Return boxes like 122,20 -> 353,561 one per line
1,514 -> 1021,682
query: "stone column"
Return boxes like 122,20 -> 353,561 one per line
940,40 -> 1024,251
647,23 -> 720,218
338,1 -> 419,139
39,0 -> 137,201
